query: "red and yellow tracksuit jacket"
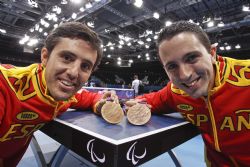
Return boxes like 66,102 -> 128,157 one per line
0,63 -> 101,167
138,56 -> 250,167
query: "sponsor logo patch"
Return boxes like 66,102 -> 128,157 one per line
177,104 -> 193,111
16,112 -> 39,121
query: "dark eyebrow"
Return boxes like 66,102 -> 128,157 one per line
59,50 -> 77,58
164,51 -> 200,68
184,51 -> 200,58
59,50 -> 94,67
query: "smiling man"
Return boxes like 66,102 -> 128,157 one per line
0,22 -> 117,167
126,21 -> 250,166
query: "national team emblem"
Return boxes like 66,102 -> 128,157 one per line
177,104 -> 193,111
126,141 -> 147,165
87,139 -> 105,163
16,111 -> 39,121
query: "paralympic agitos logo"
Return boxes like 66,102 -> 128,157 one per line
126,141 -> 147,165
87,139 -> 105,163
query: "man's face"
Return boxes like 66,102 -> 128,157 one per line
159,32 -> 216,98
41,38 -> 97,101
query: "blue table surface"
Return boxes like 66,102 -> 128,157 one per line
57,110 -> 186,141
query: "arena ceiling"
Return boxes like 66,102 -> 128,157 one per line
0,0 -> 249,67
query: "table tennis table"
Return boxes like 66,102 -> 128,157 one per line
31,109 -> 199,167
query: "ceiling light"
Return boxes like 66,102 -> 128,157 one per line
165,21 -> 172,27
242,5 -> 250,12
80,7 -> 85,12
188,19 -> 194,23
134,0 -> 143,8
124,36 -> 131,42
145,45 -> 149,48
153,12 -> 159,19
138,40 -> 144,45
45,13 -> 57,21
129,59 -> 133,63
85,2 -> 92,8
27,38 -> 38,46
207,21 -> 214,27
20,35 -> 30,45
137,55 -> 141,58
61,0 -> 68,4
219,46 -> 225,50
225,45 -> 231,50
72,13 -> 77,19
119,40 -> 124,45
28,0 -> 38,8
38,28 -> 43,32
107,41 -> 112,46
52,6 -> 62,14
217,21 -> 224,27
35,24 -> 39,31
235,44 -> 241,49
44,22 -> 50,28
70,0 -> 81,4
0,29 -> 6,34
107,54 -> 111,58
87,21 -> 94,28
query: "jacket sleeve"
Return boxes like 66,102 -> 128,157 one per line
0,87 -> 6,125
70,89 -> 102,112
136,83 -> 175,114
0,91 -> 5,125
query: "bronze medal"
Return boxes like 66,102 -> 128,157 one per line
101,101 -> 124,124
127,103 -> 151,125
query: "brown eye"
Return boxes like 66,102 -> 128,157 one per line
63,54 -> 73,62
166,63 -> 178,71
186,54 -> 198,63
81,63 -> 92,72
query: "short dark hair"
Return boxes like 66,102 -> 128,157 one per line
157,21 -> 211,52
44,21 -> 103,70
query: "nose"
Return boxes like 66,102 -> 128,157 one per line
178,64 -> 192,81
67,63 -> 80,80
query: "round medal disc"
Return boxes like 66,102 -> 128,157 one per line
127,103 -> 151,125
101,101 -> 124,124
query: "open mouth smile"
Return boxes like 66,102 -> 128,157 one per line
182,77 -> 201,88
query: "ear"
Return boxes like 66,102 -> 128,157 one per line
41,47 -> 49,66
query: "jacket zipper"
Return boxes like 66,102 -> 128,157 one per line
203,96 -> 221,152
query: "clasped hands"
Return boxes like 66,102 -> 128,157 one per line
96,91 -> 151,125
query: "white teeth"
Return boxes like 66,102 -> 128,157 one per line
185,78 -> 199,87
61,80 -> 74,86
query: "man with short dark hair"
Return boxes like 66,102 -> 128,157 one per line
0,22 -> 116,167
126,21 -> 250,166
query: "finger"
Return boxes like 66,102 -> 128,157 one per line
102,92 -> 111,99
125,100 -> 138,107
